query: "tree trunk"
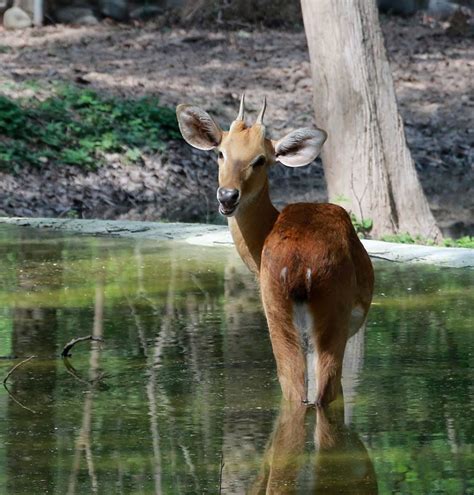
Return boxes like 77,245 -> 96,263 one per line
300,0 -> 441,240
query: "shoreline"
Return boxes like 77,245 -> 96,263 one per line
1,217 -> 472,268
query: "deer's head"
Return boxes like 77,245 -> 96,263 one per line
176,95 -> 327,217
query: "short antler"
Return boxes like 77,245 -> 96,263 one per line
236,93 -> 245,121
256,96 -> 266,126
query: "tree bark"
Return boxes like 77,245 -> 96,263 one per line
300,0 -> 441,240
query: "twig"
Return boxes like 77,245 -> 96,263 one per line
218,453 -> 225,494
61,336 -> 103,358
350,167 -> 369,224
3,356 -> 37,414
3,355 -> 36,385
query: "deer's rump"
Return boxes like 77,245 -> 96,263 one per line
261,202 -> 372,306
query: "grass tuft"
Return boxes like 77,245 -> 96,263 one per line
381,233 -> 474,249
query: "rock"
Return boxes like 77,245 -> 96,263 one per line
3,6 -> 32,29
378,0 -> 465,16
427,0 -> 459,18
75,14 -> 100,26
99,0 -> 129,21
446,8 -> 472,35
129,5 -> 164,21
55,7 -> 99,25
15,0 -> 35,17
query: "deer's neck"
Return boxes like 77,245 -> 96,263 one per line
228,182 -> 279,275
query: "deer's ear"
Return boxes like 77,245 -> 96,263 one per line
273,128 -> 327,167
176,105 -> 222,151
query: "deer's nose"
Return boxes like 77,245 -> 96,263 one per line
217,188 -> 240,207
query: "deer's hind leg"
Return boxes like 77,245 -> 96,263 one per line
309,302 -> 351,407
260,277 -> 306,403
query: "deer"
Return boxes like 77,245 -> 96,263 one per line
176,95 -> 374,406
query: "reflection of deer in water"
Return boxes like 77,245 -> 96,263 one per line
177,96 -> 374,406
249,396 -> 378,494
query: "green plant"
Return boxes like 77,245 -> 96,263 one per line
0,85 -> 180,171
65,209 -> 79,219
381,233 -> 474,249
333,193 -> 350,205
381,233 -> 423,245
442,236 -> 474,249
350,213 -> 373,238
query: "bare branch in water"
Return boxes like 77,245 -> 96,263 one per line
3,355 -> 37,414
219,453 -> 225,494
3,355 -> 36,385
61,336 -> 103,358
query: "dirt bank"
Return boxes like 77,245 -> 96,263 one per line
0,15 -> 472,235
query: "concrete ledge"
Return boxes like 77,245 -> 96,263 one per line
186,229 -> 474,268
0,216 -> 227,241
362,239 -> 473,268
0,217 -> 472,268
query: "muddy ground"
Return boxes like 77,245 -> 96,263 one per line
0,15 -> 472,236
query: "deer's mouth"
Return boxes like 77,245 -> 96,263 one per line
219,202 -> 239,217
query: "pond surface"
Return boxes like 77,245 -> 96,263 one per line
0,224 -> 472,495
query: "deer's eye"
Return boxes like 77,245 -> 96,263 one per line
217,151 -> 224,160
252,155 -> 266,168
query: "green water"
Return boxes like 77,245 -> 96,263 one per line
0,225 -> 472,495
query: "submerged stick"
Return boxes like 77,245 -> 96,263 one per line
218,453 -> 225,495
3,355 -> 37,414
3,355 -> 36,385
61,335 -> 104,358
